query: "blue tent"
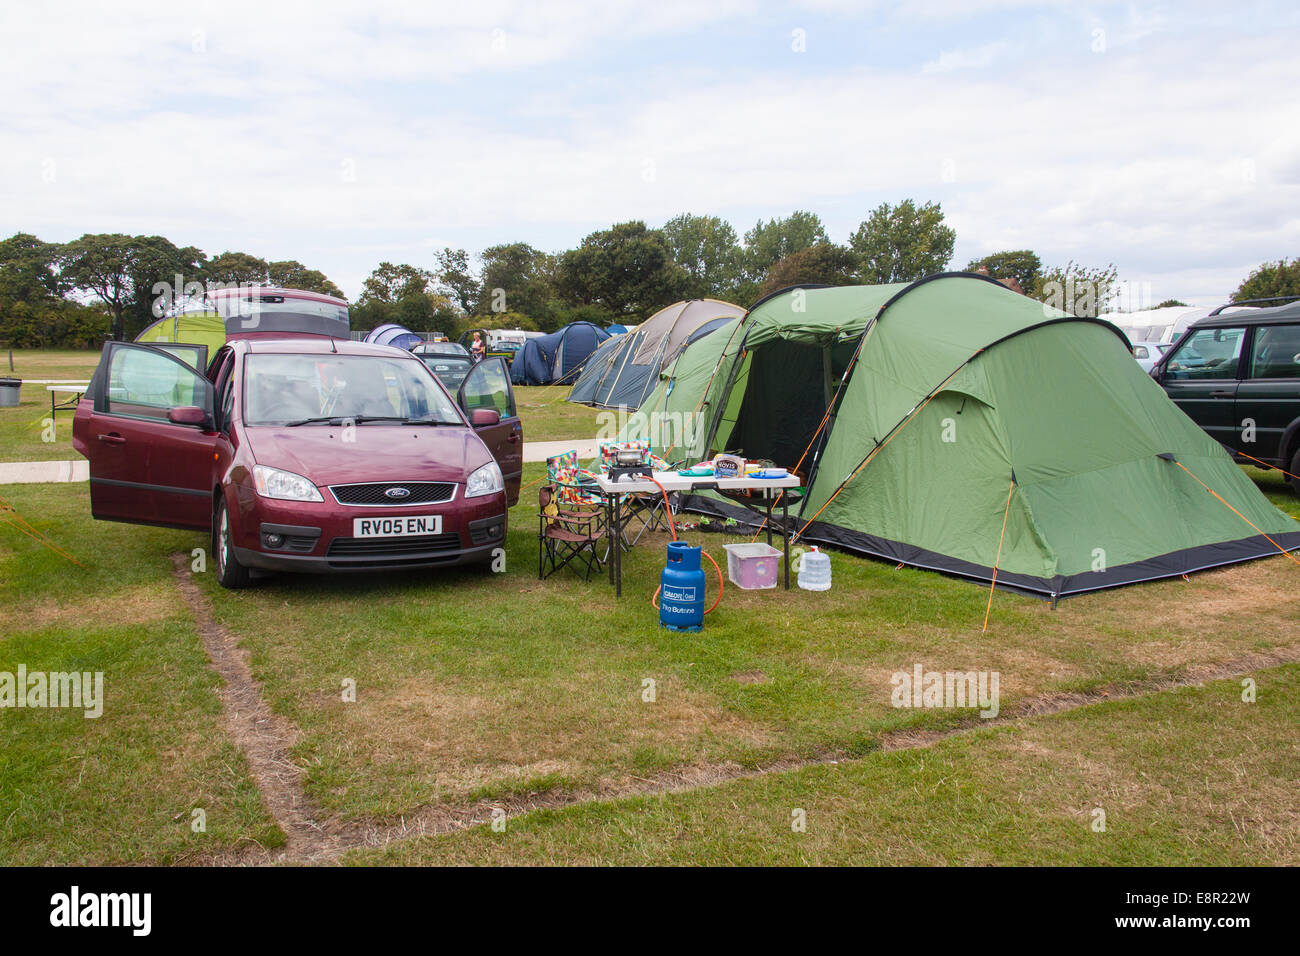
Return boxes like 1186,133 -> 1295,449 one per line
510,321 -> 611,386
364,323 -> 423,350
567,300 -> 743,408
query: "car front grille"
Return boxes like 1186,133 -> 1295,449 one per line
326,533 -> 462,558
330,481 -> 456,506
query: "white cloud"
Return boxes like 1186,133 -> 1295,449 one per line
0,0 -> 1295,304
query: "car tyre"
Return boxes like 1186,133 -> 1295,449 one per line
1289,448 -> 1300,497
214,495 -> 252,589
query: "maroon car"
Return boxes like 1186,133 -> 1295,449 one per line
73,337 -> 523,588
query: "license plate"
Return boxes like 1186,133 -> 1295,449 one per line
352,515 -> 442,537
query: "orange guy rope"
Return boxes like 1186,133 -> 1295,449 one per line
982,476 -> 1017,634
1172,460 -> 1300,568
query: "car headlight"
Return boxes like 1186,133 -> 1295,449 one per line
252,464 -> 324,502
465,461 -> 504,498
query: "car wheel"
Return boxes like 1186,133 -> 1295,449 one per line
1289,448 -> 1300,498
213,496 -> 252,589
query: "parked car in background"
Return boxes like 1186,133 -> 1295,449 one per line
412,341 -> 471,359
73,339 -> 523,587
1131,341 -> 1170,372
419,352 -> 475,391
1153,300 -> 1300,493
458,328 -> 529,366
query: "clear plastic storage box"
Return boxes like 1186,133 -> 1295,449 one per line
722,542 -> 781,590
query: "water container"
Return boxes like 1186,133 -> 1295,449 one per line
796,546 -> 832,591
660,541 -> 706,632
0,378 -> 19,409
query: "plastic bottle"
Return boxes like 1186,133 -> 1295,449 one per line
796,546 -> 832,591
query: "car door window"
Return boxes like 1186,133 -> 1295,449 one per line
1248,324 -> 1300,379
102,344 -> 209,419
458,357 -> 516,418
155,343 -> 208,371
1164,327 -> 1246,379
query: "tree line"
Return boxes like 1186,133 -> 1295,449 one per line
3,202 -> 1297,348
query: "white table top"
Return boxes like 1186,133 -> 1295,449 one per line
595,470 -> 800,495
46,384 -> 89,392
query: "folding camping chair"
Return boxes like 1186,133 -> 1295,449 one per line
597,441 -> 675,547
538,452 -> 608,580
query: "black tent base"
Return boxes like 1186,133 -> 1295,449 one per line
679,493 -> 1300,601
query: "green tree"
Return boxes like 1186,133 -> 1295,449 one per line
0,233 -> 66,302
353,262 -> 456,336
758,243 -> 861,298
851,200 -> 956,284
1155,299 -> 1189,308
1028,261 -> 1119,318
434,247 -> 480,315
478,242 -> 554,320
61,234 -> 205,340
267,260 -> 344,298
661,213 -> 743,300
965,249 -> 1042,293
1232,258 -> 1300,303
556,221 -> 689,318
204,251 -> 270,287
742,211 -> 828,283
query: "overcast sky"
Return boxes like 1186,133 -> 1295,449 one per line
1,0 -> 1296,307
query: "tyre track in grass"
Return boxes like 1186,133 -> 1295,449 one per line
170,553 -> 1300,864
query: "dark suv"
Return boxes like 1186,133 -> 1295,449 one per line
1153,299 -> 1300,493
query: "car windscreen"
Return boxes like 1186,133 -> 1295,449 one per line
242,353 -> 463,425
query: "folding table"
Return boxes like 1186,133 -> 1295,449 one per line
594,471 -> 802,597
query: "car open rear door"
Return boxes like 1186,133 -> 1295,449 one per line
72,342 -> 217,529
456,357 -> 523,505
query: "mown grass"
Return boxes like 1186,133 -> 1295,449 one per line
0,484 -> 280,864
349,664 -> 1300,865
187,444 -> 1300,822
513,385 -> 607,441
0,351 -> 99,463
2,370 -> 1297,865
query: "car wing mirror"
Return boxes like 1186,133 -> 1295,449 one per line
470,408 -> 500,427
168,405 -> 208,426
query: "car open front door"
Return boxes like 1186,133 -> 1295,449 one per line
72,342 -> 218,530
456,357 -> 523,505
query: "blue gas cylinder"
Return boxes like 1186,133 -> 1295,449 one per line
660,541 -> 706,632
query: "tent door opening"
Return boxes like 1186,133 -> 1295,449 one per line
716,340 -> 854,477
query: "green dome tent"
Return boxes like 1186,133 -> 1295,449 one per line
622,274 -> 1300,599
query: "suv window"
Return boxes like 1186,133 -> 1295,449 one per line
1164,327 -> 1246,379
1247,324 -> 1300,379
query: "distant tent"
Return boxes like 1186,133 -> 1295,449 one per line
568,299 -> 744,409
621,275 -> 1300,599
607,324 -> 629,335
364,324 -> 423,350
510,321 -> 611,386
